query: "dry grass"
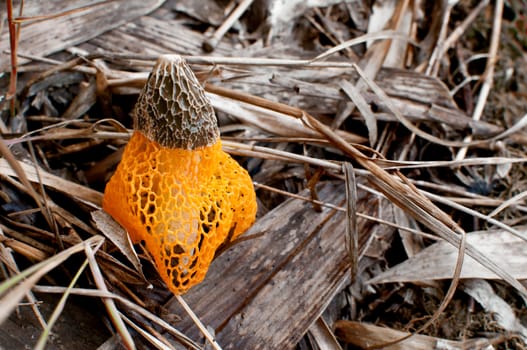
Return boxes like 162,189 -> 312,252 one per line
1,0 -> 527,349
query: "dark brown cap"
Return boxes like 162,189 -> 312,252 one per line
133,55 -> 219,149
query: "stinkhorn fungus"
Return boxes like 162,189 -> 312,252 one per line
103,55 -> 257,294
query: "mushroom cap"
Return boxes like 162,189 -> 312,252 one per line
133,55 -> 219,150
103,131 -> 257,294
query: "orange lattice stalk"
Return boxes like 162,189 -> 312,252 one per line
103,55 -> 257,294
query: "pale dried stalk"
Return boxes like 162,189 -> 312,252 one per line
0,137 -> 55,228
0,235 -> 104,325
120,313 -> 176,350
33,285 -> 200,349
34,258 -> 90,350
426,1 -> 455,76
0,227 -> 47,329
85,241 -> 135,350
202,0 -> 254,52
489,190 -> 527,218
455,0 -> 504,161
313,30 -> 418,62
176,295 -> 222,350
0,158 -> 103,206
441,0 -> 490,59
343,163 -> 358,283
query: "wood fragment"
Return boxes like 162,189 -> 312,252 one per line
0,0 -> 166,72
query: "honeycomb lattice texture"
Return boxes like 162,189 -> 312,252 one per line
103,131 -> 257,294
133,55 -> 219,150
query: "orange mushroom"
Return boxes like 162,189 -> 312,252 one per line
103,55 -> 257,294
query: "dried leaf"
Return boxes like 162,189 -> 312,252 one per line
334,320 -> 493,349
369,228 -> 527,283
91,210 -> 143,278
339,79 -> 377,146
463,279 -> 527,342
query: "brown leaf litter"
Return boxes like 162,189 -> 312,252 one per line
0,0 -> 527,349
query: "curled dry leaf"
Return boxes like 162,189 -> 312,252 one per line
368,227 -> 527,283
91,210 -> 144,278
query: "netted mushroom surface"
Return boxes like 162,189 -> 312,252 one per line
103,131 -> 257,294
133,55 -> 219,150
